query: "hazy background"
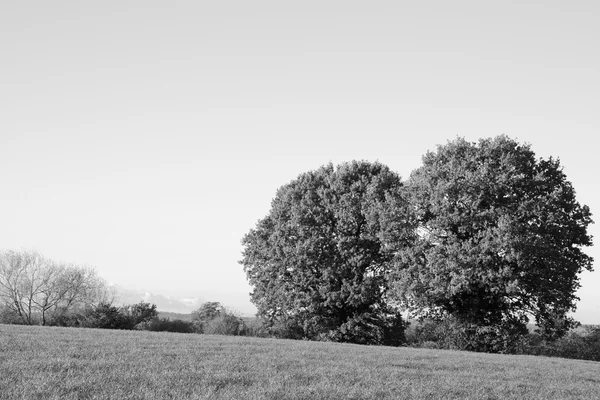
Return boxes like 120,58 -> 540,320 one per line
1,1 -> 598,321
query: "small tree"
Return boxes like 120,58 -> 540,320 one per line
80,301 -> 158,330
204,314 -> 246,336
191,302 -> 225,333
126,301 -> 158,326
191,302 -> 247,336
83,303 -> 132,329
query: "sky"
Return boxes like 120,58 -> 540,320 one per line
1,1 -> 598,322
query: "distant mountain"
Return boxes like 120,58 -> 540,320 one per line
158,311 -> 193,321
110,285 -> 206,314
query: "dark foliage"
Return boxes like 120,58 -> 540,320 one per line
405,318 -> 600,361
124,302 -> 159,327
0,305 -> 25,325
138,318 -> 196,333
241,161 -> 414,345
82,303 -> 136,330
527,325 -> 600,362
47,307 -> 89,327
73,301 -> 159,330
405,317 -> 529,354
241,317 -> 271,338
393,136 -> 594,342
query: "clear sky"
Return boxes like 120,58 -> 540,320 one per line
1,1 -> 598,322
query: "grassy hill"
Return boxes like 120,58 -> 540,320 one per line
1,324 -> 599,400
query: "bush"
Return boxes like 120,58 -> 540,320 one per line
204,314 -> 246,336
527,326 -> 600,362
241,317 -> 270,338
126,302 -> 158,327
81,303 -> 135,329
405,317 -> 529,354
406,318 -> 600,361
314,313 -> 406,346
190,302 -> 249,336
0,305 -> 25,325
137,318 -> 196,333
267,318 -> 305,340
47,307 -> 89,327
76,302 -> 160,330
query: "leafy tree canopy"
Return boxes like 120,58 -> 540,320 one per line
392,135 -> 593,340
240,161 -> 414,345
191,302 -> 225,325
126,302 -> 158,326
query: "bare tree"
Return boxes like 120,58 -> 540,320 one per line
48,264 -> 115,323
0,250 -> 31,323
0,250 -> 112,325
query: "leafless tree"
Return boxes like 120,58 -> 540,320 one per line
0,250 -> 112,325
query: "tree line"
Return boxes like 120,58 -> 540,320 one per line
1,135 -> 595,357
0,252 -> 249,334
70,300 -> 249,335
0,250 -> 112,326
240,135 -> 594,352
1,246 -> 597,360
0,250 -> 248,335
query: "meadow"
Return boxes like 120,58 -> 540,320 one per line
1,324 -> 599,400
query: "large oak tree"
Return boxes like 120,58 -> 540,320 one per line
392,136 -> 593,340
240,161 -> 415,344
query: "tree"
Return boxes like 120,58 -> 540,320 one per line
191,302 -> 246,335
240,161 -> 414,345
392,136 -> 593,343
82,301 -> 159,330
83,303 -> 131,329
191,302 -> 225,327
204,314 -> 246,336
0,249 -> 112,325
0,250 -> 46,325
124,301 -> 158,326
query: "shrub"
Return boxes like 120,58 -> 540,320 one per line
267,318 -> 305,340
315,313 -> 406,346
405,317 -> 529,354
241,317 -> 270,338
406,319 -> 600,361
81,303 -> 134,329
75,302 -> 160,330
137,318 -> 196,333
204,314 -> 246,336
47,307 -> 89,327
0,305 -> 25,325
527,325 -> 600,362
126,302 -> 158,327
190,302 -> 249,336
191,302 -> 225,333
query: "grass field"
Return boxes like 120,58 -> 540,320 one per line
1,324 -> 599,400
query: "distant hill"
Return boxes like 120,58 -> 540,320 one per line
158,311 -> 193,321
108,284 -> 258,317
110,285 -> 206,314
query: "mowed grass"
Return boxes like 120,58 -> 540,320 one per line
1,325 -> 599,400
